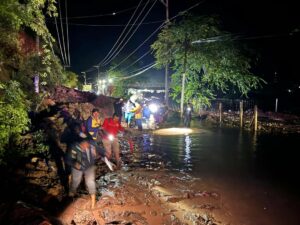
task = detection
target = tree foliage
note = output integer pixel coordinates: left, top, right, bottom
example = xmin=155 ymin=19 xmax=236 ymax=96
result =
xmin=107 ymin=70 xmax=128 ymax=98
xmin=0 ymin=1 xmax=73 ymax=164
xmin=62 ymin=70 xmax=79 ymax=88
xmin=0 ymin=81 xmax=30 ymax=164
xmin=0 ymin=0 xmax=67 ymax=90
xmin=152 ymin=15 xmax=264 ymax=107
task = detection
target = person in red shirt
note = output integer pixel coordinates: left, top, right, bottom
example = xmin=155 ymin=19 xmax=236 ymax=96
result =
xmin=101 ymin=113 xmax=125 ymax=168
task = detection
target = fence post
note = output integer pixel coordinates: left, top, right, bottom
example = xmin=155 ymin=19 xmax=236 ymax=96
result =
xmin=218 ymin=102 xmax=222 ymax=124
xmin=240 ymin=100 xmax=243 ymax=128
xmin=254 ymin=105 xmax=258 ymax=131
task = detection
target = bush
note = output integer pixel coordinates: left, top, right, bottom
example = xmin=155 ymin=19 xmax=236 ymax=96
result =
xmin=0 ymin=81 xmax=30 ymax=164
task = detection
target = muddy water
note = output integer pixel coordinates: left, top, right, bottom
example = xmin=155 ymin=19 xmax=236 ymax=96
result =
xmin=142 ymin=126 xmax=300 ymax=224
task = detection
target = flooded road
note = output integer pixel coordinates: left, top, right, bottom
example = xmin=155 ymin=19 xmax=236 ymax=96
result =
xmin=142 ymin=125 xmax=300 ymax=224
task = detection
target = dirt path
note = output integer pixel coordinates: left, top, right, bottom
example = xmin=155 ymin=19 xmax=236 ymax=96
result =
xmin=58 ymin=170 xmax=223 ymax=225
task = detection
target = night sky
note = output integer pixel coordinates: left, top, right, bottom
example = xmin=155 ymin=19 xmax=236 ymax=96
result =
xmin=47 ymin=0 xmax=299 ymax=92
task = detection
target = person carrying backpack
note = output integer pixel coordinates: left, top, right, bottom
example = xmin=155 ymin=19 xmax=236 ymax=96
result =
xmin=68 ymin=133 xmax=104 ymax=209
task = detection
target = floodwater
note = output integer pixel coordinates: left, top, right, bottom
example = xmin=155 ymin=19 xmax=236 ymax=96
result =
xmin=142 ymin=123 xmax=300 ymax=224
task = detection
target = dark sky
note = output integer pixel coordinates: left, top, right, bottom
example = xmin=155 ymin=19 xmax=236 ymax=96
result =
xmin=47 ymin=0 xmax=299 ymax=88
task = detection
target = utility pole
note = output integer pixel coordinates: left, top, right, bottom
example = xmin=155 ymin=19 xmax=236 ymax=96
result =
xmin=81 ymin=72 xmax=86 ymax=85
xmin=93 ymin=65 xmax=100 ymax=93
xmin=160 ymin=0 xmax=170 ymax=106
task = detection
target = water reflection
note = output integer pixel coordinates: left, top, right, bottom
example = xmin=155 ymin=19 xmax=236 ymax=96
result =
xmin=184 ymin=135 xmax=192 ymax=171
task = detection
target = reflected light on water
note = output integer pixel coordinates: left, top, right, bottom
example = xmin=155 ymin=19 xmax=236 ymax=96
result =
xmin=184 ymin=135 xmax=191 ymax=167
xmin=153 ymin=127 xmax=194 ymax=135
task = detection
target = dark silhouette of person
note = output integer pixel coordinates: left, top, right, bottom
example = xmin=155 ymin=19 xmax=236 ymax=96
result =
xmin=113 ymin=98 xmax=124 ymax=124
xmin=183 ymin=103 xmax=193 ymax=127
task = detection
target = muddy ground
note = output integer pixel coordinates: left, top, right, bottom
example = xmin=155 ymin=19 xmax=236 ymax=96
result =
xmin=1 ymin=128 xmax=299 ymax=225
xmin=0 ymin=87 xmax=299 ymax=225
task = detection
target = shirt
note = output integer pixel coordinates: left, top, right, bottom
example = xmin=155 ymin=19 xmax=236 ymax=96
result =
xmin=102 ymin=118 xmax=124 ymax=140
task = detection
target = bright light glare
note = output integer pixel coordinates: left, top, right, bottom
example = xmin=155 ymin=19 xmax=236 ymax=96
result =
xmin=153 ymin=128 xmax=194 ymax=135
xmin=108 ymin=134 xmax=114 ymax=141
xmin=108 ymin=78 xmax=113 ymax=83
xmin=149 ymin=103 xmax=158 ymax=113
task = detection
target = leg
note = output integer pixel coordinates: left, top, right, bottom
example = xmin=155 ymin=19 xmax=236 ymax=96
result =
xmin=102 ymin=139 xmax=112 ymax=159
xmin=111 ymin=138 xmax=121 ymax=166
xmin=69 ymin=168 xmax=83 ymax=196
xmin=136 ymin=119 xmax=142 ymax=131
xmin=84 ymin=166 xmax=96 ymax=209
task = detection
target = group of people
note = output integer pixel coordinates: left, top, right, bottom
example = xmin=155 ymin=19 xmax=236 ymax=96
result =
xmin=63 ymin=107 xmax=126 ymax=209
xmin=113 ymin=97 xmax=169 ymax=130
xmin=114 ymin=98 xmax=143 ymax=131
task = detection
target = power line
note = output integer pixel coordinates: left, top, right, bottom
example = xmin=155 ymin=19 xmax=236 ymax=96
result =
xmin=109 ymin=0 xmax=205 ymax=71
xmin=65 ymin=5 xmax=138 ymax=19
xmin=82 ymin=0 xmax=204 ymax=73
xmin=117 ymin=62 xmax=157 ymax=80
xmin=128 ymin=61 xmax=156 ymax=74
xmin=101 ymin=0 xmax=151 ymax=66
xmin=102 ymin=0 xmax=157 ymax=66
xmin=59 ymin=20 xmax=165 ymax=27
xmin=54 ymin=16 xmax=66 ymax=65
xmin=120 ymin=49 xmax=152 ymax=72
xmin=58 ymin=0 xmax=68 ymax=66
xmin=65 ymin=0 xmax=71 ymax=66
xmin=108 ymin=22 xmax=164 ymax=71
xmin=97 ymin=0 xmax=143 ymax=66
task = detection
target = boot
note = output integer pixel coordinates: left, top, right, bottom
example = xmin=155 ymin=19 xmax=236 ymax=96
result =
xmin=91 ymin=194 xmax=96 ymax=209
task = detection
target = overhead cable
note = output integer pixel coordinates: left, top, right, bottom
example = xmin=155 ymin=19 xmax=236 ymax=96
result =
xmin=102 ymin=0 xmax=157 ymax=66
xmin=82 ymin=0 xmax=204 ymax=73
xmin=60 ymin=20 xmax=165 ymax=27
xmin=58 ymin=0 xmax=68 ymax=66
xmin=109 ymin=0 xmax=204 ymax=71
xmin=97 ymin=0 xmax=143 ymax=66
xmin=117 ymin=62 xmax=157 ymax=80
xmin=65 ymin=0 xmax=71 ymax=66
xmin=65 ymin=6 xmax=137 ymax=19
xmin=101 ymin=0 xmax=151 ymax=66
xmin=120 ymin=49 xmax=152 ymax=72
xmin=54 ymin=16 xmax=66 ymax=65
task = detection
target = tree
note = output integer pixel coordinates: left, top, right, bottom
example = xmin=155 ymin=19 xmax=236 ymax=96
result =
xmin=151 ymin=15 xmax=264 ymax=115
xmin=107 ymin=70 xmax=128 ymax=97
xmin=0 ymin=0 xmax=64 ymax=88
xmin=62 ymin=70 xmax=79 ymax=88
xmin=0 ymin=81 xmax=30 ymax=164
